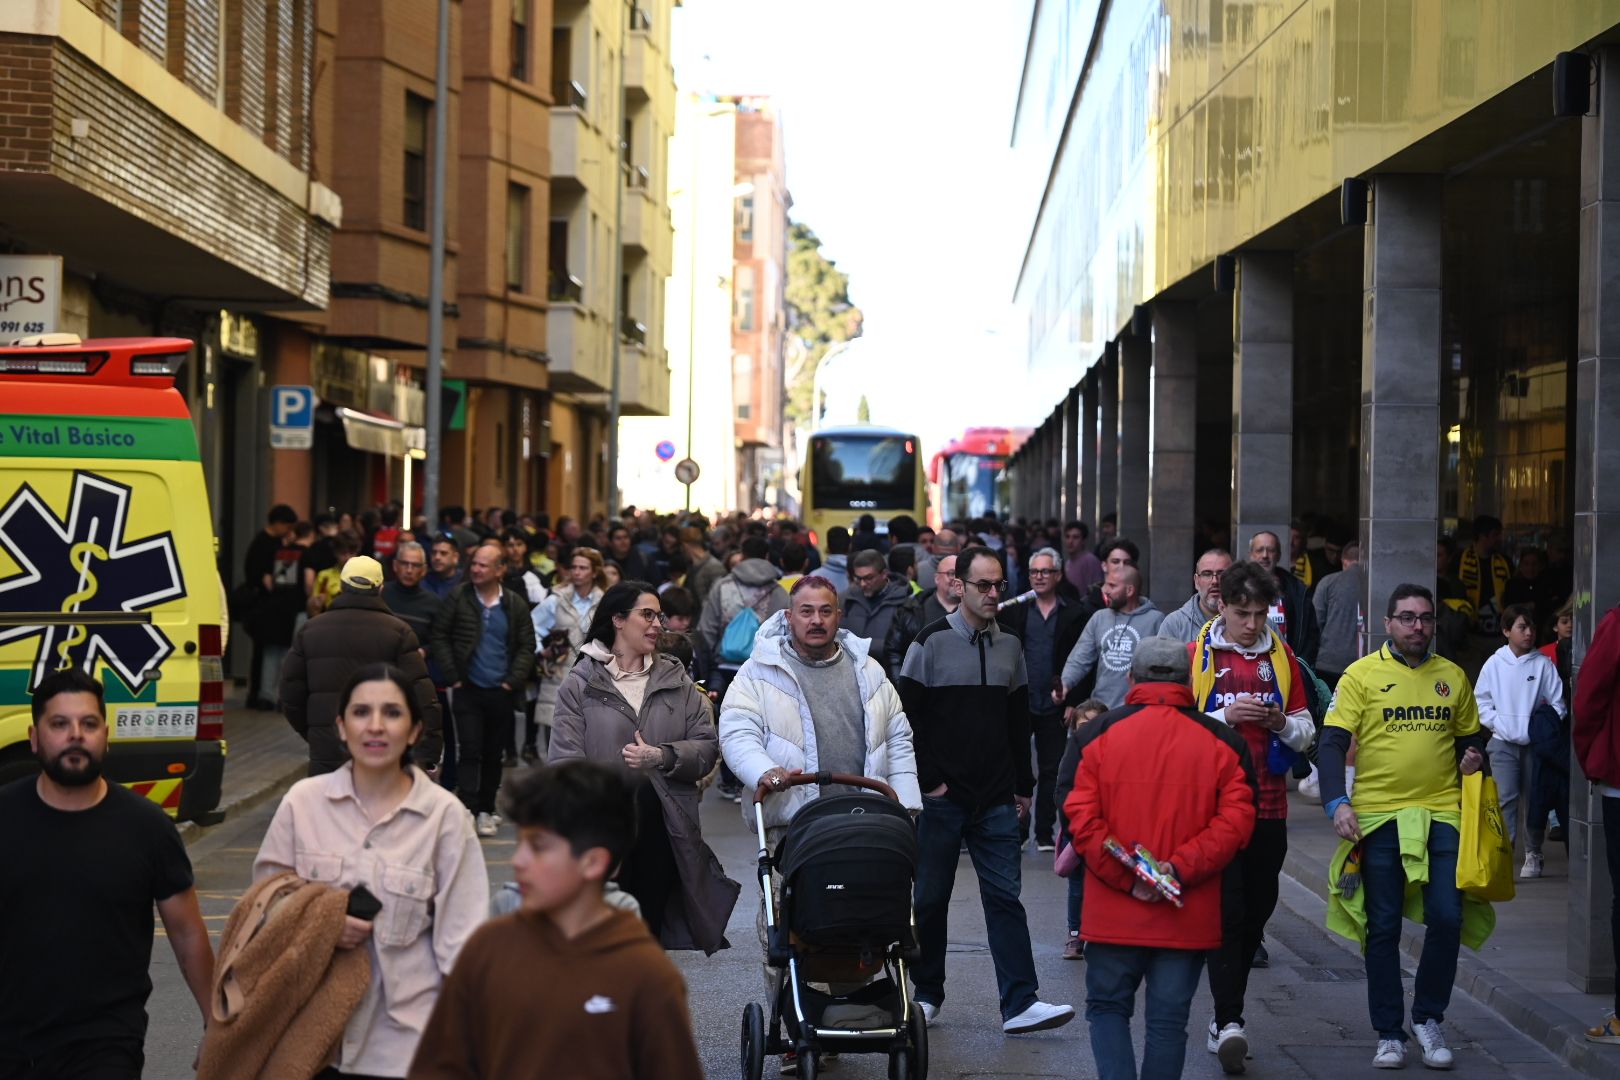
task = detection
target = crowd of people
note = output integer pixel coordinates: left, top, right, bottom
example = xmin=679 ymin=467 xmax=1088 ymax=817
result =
xmin=8 ymin=495 xmax=1620 ymax=1080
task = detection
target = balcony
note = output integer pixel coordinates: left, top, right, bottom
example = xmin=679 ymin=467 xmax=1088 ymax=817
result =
xmin=624 ymin=13 xmax=654 ymax=100
xmin=618 ymin=342 xmax=670 ymax=416
xmin=546 ymin=301 xmax=611 ymax=394
xmin=621 ymin=181 xmax=656 ymax=255
xmin=549 ymin=85 xmax=589 ymax=189
xmin=619 ymin=314 xmax=647 ymax=346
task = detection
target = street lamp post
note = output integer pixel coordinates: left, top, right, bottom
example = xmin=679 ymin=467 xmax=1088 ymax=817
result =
xmin=423 ymin=0 xmax=451 ymax=528
xmin=606 ymin=0 xmax=631 ymax=520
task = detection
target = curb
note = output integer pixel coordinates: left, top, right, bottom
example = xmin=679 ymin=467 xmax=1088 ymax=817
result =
xmin=175 ymin=757 xmax=308 ymax=848
xmin=1281 ymin=845 xmax=1617 ymax=1080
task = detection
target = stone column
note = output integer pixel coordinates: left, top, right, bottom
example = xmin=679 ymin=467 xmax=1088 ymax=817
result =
xmin=1150 ymin=302 xmax=1198 ymax=609
xmin=1063 ymin=386 xmax=1081 ymax=526
xmin=1081 ymin=371 xmax=1099 ymax=527
xmin=1358 ymin=176 xmax=1441 ymax=656
xmin=1570 ymin=45 xmax=1620 ymax=996
xmin=1117 ymin=332 xmax=1152 ymax=584
xmin=1096 ymin=345 xmax=1119 ymax=528
xmin=1231 ymin=252 xmax=1293 ymax=557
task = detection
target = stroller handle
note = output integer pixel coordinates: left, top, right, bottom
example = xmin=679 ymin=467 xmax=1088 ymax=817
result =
xmin=752 ymin=771 xmax=900 ymax=805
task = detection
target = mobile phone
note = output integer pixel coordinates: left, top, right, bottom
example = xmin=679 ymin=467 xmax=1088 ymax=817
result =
xmin=346 ymin=884 xmax=383 ymax=921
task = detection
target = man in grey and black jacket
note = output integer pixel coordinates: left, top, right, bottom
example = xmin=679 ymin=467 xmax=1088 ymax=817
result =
xmin=899 ymin=545 xmax=1074 ymax=1037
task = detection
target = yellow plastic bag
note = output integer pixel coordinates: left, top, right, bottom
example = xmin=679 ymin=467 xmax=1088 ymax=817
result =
xmin=1457 ymin=772 xmax=1515 ymax=902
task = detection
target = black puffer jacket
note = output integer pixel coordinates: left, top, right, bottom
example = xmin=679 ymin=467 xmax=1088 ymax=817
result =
xmin=278 ymin=591 xmax=442 ymax=774
xmin=428 ymin=582 xmax=537 ymax=690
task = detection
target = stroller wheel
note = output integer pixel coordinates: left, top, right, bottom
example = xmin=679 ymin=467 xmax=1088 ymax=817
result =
xmin=740 ymin=1003 xmax=765 ymax=1080
xmin=908 ymin=1005 xmax=929 ymax=1080
xmin=797 ymin=1048 xmax=819 ymax=1080
xmin=888 ymin=1048 xmax=911 ymax=1080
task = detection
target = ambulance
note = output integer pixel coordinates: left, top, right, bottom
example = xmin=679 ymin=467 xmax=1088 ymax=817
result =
xmin=0 ymin=335 xmax=225 ymax=820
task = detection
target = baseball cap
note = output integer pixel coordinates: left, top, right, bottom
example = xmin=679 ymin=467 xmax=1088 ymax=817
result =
xmin=1131 ymin=636 xmax=1191 ymax=683
xmin=340 ymin=555 xmax=384 ymax=592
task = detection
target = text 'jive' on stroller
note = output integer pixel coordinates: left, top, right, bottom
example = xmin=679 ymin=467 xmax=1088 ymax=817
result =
xmin=739 ymin=771 xmax=927 ymax=1080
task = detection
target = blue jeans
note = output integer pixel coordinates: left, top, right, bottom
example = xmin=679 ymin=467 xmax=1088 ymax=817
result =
xmin=1362 ymin=819 xmax=1462 ymax=1040
xmin=913 ymin=795 xmax=1039 ymax=1020
xmin=1067 ymin=870 xmax=1086 ymax=934
xmin=1085 ymin=943 xmax=1205 ymax=1080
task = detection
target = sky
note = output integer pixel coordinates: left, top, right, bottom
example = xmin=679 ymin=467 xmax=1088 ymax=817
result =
xmin=670 ymin=0 xmax=1052 ymax=456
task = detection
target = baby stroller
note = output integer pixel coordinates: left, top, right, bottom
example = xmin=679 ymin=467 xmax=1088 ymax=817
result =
xmin=740 ymin=771 xmax=927 ymax=1080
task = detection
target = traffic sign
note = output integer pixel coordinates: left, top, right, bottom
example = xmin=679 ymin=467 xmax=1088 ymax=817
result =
xmin=674 ymin=458 xmax=700 ymax=485
xmin=270 ymin=384 xmax=315 ymax=450
xmin=655 ymin=439 xmax=676 ymax=461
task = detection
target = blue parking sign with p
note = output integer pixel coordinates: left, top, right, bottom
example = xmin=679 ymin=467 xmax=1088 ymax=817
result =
xmin=270 ymin=385 xmax=315 ymax=449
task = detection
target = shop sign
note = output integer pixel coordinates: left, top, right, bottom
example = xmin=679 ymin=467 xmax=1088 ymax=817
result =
xmin=0 ymin=254 xmax=62 ymax=338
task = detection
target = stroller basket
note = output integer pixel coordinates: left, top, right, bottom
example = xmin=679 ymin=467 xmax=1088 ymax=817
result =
xmin=777 ymin=792 xmax=917 ymax=950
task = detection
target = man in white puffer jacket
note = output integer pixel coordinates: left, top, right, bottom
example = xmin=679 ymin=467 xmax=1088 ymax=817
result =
xmin=719 ymin=576 xmax=920 ymax=1046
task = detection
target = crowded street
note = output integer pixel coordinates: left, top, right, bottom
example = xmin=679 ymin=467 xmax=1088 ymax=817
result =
xmin=10 ymin=1 xmax=1620 ymax=1078
xmin=135 ymin=705 xmax=1587 ymax=1079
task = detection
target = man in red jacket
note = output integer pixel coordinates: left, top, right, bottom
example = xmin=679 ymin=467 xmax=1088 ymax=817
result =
xmin=1574 ymin=604 xmax=1620 ymax=1044
xmin=1066 ymin=636 xmax=1258 ymax=1079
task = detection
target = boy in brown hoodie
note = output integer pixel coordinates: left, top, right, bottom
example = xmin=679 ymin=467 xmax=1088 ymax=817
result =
xmin=408 ymin=762 xmax=704 ymax=1079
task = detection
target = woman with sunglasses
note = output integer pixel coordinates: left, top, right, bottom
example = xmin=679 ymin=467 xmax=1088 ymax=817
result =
xmin=547 ymin=581 xmax=740 ymax=953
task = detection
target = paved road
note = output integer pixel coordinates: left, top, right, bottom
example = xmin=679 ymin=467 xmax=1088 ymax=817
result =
xmin=147 ymin=781 xmax=1589 ymax=1078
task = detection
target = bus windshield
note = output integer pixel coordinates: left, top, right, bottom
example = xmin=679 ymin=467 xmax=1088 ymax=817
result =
xmin=809 ymin=433 xmax=917 ymax=509
xmin=944 ymin=453 xmax=1006 ymax=521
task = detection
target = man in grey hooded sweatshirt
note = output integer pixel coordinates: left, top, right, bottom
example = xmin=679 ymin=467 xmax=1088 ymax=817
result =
xmin=1160 ymin=548 xmax=1234 ymax=643
xmin=1056 ymin=566 xmax=1165 ymax=709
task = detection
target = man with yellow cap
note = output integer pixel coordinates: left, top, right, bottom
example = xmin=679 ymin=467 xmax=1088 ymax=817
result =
xmin=278 ymin=554 xmax=443 ymax=775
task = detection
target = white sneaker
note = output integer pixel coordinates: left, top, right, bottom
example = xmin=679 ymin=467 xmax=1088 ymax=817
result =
xmin=1299 ymin=766 xmax=1320 ymax=800
xmin=1373 ymin=1038 xmax=1407 ymax=1068
xmin=915 ymin=1001 xmax=938 ymax=1027
xmin=1003 ymin=1000 xmax=1074 ymax=1034
xmin=1207 ymin=1020 xmax=1221 ymax=1053
xmin=1413 ymin=1019 xmax=1453 ymax=1069
xmin=1521 ymin=852 xmax=1544 ymax=879
xmin=475 ymin=812 xmax=499 ymax=838
xmin=1213 ymin=1022 xmax=1248 ymax=1074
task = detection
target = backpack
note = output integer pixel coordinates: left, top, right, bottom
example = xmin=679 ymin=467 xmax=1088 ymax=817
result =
xmin=1292 ymin=654 xmax=1335 ymax=771
xmin=718 ymin=581 xmax=773 ymax=665
xmin=371 ymin=526 xmax=401 ymax=561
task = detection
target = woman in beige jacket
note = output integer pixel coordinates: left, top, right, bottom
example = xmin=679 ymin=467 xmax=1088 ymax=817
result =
xmin=548 ymin=580 xmax=740 ymax=955
xmin=254 ymin=664 xmax=489 ymax=1079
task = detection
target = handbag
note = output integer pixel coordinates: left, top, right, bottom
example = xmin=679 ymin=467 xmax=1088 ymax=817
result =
xmin=1053 ymin=840 xmax=1082 ymax=878
xmin=1457 ymin=771 xmax=1516 ymax=902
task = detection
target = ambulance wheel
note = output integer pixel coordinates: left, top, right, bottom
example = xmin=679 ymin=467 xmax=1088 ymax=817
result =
xmin=741 ymin=1003 xmax=765 ymax=1080
xmin=0 ymin=748 xmax=36 ymax=787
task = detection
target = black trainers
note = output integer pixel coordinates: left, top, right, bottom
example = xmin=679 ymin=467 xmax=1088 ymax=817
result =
xmin=1251 ymin=941 xmax=1269 ymax=968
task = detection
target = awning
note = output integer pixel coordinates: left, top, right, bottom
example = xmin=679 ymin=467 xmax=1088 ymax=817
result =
xmin=336 ymin=406 xmax=426 ymax=458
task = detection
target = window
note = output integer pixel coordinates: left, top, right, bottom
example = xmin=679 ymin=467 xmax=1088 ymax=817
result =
xmin=809 ymin=434 xmax=919 ymax=510
xmin=510 ymin=0 xmax=530 ymax=81
xmin=734 ymin=264 xmax=756 ymax=331
xmin=736 ymin=195 xmax=754 ymax=244
xmin=733 ymin=352 xmax=753 ymax=421
xmin=404 ymin=93 xmax=430 ymax=230
xmin=506 ymin=183 xmax=530 ymax=291
xmin=547 ymin=217 xmax=573 ymax=299
xmin=737 ymin=404 xmax=752 ymax=420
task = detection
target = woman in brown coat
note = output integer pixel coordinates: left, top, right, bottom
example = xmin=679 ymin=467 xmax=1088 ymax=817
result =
xmin=548 ymin=581 xmax=740 ymax=954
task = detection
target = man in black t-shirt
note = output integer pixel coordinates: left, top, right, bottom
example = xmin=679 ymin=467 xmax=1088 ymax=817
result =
xmin=0 ymin=670 xmax=213 ymax=1079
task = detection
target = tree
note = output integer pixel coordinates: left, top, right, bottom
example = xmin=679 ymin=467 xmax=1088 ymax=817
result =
xmin=784 ymin=222 xmax=863 ymax=433
xmin=856 ymin=394 xmax=871 ymax=423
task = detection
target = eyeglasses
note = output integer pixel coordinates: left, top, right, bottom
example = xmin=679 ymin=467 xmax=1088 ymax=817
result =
xmin=395 ymin=561 xmax=425 ymax=570
xmin=1390 ymin=612 xmax=1438 ymax=627
xmin=964 ymin=578 xmax=1009 ymax=595
xmin=852 ymin=573 xmax=883 ymax=586
xmin=629 ymin=607 xmax=667 ymax=625
xmin=1028 ymin=568 xmax=1060 ymax=577
xmin=1195 ymin=569 xmax=1222 ymax=581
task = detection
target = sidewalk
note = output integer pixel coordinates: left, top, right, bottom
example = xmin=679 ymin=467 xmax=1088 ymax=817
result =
xmin=176 ymin=692 xmax=308 ymax=845
xmin=1279 ymin=788 xmax=1618 ymax=1079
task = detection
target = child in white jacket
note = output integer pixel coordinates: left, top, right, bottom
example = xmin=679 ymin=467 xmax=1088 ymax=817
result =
xmin=1475 ymin=603 xmax=1566 ymax=878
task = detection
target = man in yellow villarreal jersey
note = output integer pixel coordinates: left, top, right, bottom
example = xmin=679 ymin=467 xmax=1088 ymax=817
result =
xmin=1316 ymin=583 xmax=1488 ymax=1072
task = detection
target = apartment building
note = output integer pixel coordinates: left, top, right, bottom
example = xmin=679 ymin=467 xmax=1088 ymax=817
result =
xmin=728 ymin=96 xmax=789 ymax=510
xmin=548 ymin=0 xmax=676 ymax=520
xmin=0 ymin=0 xmax=337 ymax=590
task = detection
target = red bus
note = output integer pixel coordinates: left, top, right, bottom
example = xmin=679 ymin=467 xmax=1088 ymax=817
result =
xmin=927 ymin=427 xmax=1030 ymax=529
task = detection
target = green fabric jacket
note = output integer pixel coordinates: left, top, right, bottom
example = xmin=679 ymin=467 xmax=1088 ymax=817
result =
xmin=1326 ymin=805 xmax=1495 ymax=952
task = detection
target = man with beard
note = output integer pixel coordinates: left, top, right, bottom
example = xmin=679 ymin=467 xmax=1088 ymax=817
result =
xmin=0 ymin=669 xmax=214 ymax=1078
